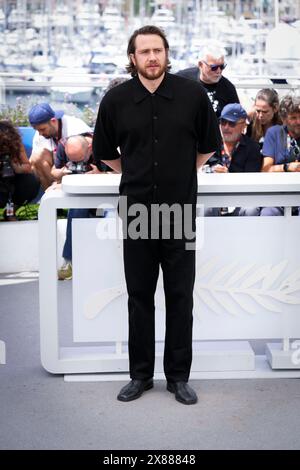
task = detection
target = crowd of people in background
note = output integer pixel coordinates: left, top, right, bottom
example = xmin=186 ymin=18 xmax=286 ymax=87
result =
xmin=1 ymin=33 xmax=300 ymax=278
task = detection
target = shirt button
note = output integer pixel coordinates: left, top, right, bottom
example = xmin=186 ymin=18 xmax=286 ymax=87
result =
xmin=154 ymin=161 xmax=158 ymax=166
xmin=154 ymin=184 xmax=157 ymax=189
xmin=154 ymin=138 xmax=158 ymax=143
xmin=153 ymin=115 xmax=158 ymax=120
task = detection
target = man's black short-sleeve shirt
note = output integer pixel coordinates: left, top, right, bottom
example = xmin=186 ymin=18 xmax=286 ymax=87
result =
xmin=93 ymin=72 xmax=221 ymax=208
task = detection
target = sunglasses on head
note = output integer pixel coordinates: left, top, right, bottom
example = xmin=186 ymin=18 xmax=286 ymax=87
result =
xmin=203 ymin=61 xmax=227 ymax=72
xmin=219 ymin=118 xmax=241 ymax=128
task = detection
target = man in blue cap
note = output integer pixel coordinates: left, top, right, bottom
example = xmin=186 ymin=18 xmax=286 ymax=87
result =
xmin=28 ymin=103 xmax=92 ymax=189
xmin=210 ymin=103 xmax=261 ymax=172
xmin=205 ymin=103 xmax=262 ymax=216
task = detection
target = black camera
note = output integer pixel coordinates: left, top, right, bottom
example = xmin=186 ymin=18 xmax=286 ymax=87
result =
xmin=0 ymin=154 xmax=15 ymax=179
xmin=66 ymin=160 xmax=92 ymax=174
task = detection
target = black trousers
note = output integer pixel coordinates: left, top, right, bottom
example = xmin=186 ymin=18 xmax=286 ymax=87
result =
xmin=123 ymin=229 xmax=195 ymax=383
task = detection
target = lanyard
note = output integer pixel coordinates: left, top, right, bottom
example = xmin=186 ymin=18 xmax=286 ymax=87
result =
xmin=221 ymin=141 xmax=240 ymax=168
xmin=286 ymin=130 xmax=300 ymax=161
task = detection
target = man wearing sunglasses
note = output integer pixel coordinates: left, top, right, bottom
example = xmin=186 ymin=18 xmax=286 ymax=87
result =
xmin=177 ymin=44 xmax=239 ymax=117
xmin=205 ymin=103 xmax=262 ymax=217
xmin=211 ymin=104 xmax=262 ymax=173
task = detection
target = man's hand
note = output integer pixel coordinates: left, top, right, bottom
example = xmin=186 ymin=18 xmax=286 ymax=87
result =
xmin=86 ymin=164 xmax=103 ymax=174
xmin=51 ymin=165 xmax=71 ymax=182
xmin=45 ymin=181 xmax=62 ymax=192
xmin=61 ymin=166 xmax=72 ymax=176
xmin=287 ymin=161 xmax=300 ymax=172
xmin=212 ymin=164 xmax=228 ymax=173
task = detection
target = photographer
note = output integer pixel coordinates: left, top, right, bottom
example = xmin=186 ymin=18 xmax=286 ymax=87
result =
xmin=51 ymin=133 xmax=102 ymax=181
xmin=50 ymin=134 xmax=109 ymax=280
xmin=28 ymin=102 xmax=92 ymax=190
xmin=0 ymin=120 xmax=39 ymax=220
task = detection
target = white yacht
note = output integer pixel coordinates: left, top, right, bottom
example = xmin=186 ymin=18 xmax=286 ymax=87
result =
xmin=101 ymin=7 xmax=125 ymax=32
xmin=49 ymin=67 xmax=94 ymax=104
xmin=150 ymin=7 xmax=176 ymax=29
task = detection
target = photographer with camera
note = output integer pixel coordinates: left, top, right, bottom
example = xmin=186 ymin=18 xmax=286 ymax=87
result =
xmin=0 ymin=120 xmax=40 ymax=221
xmin=50 ymin=134 xmax=108 ymax=280
xmin=51 ymin=133 xmax=101 ymax=182
xmin=28 ymin=103 xmax=92 ymax=190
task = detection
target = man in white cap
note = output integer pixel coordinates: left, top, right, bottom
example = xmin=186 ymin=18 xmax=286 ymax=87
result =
xmin=28 ymin=102 xmax=92 ymax=189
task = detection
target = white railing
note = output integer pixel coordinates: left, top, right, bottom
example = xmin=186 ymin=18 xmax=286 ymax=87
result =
xmin=0 ymin=72 xmax=299 ymax=92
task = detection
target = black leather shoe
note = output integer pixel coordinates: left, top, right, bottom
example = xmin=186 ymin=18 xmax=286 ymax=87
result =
xmin=117 ymin=379 xmax=153 ymax=402
xmin=167 ymin=381 xmax=198 ymax=405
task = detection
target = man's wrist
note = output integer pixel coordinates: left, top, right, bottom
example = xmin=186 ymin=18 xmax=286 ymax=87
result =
xmin=283 ymin=162 xmax=290 ymax=172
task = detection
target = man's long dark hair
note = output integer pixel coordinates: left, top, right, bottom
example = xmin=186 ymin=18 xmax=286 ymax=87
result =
xmin=126 ymin=25 xmax=171 ymax=76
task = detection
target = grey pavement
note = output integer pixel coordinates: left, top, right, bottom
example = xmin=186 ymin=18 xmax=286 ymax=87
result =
xmin=1 ymin=273 xmax=300 ymax=450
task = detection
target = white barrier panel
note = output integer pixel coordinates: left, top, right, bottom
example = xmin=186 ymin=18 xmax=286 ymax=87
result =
xmin=72 ymin=217 xmax=300 ymax=343
xmin=39 ymin=173 xmax=300 ymax=376
xmin=0 ymin=219 xmax=66 ymax=274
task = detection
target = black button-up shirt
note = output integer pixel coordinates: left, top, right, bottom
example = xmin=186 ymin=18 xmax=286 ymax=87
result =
xmin=93 ymin=72 xmax=221 ymax=208
xmin=208 ymin=134 xmax=263 ymax=172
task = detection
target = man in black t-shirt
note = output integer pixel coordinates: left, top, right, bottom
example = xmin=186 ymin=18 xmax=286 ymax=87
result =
xmin=177 ymin=44 xmax=239 ymax=117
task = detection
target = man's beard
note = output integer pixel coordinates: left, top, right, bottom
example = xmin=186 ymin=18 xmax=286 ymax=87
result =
xmin=136 ymin=58 xmax=168 ymax=81
xmin=209 ymin=75 xmax=221 ymax=84
xmin=43 ymin=123 xmax=57 ymax=139
xmin=223 ymin=133 xmax=240 ymax=143
xmin=289 ymin=126 xmax=300 ymax=139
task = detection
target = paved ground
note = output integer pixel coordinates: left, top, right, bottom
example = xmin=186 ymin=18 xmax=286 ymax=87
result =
xmin=1 ymin=273 xmax=300 ymax=450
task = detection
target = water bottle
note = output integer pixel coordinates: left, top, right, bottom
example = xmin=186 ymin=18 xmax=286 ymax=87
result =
xmin=6 ymin=198 xmax=14 ymax=218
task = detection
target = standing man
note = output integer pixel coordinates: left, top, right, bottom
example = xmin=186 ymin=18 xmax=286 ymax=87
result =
xmin=177 ymin=44 xmax=239 ymax=117
xmin=93 ymin=25 xmax=221 ymax=405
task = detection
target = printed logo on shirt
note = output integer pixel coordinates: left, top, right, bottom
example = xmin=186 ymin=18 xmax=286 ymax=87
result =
xmin=207 ymin=91 xmax=220 ymax=114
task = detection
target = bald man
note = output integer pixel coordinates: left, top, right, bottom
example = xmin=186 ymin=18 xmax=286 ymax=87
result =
xmin=51 ymin=134 xmax=101 ymax=182
xmin=51 ymin=134 xmax=109 ymax=280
